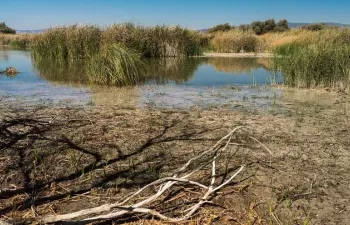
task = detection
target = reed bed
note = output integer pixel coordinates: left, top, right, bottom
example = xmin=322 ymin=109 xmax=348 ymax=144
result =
xmin=86 ymin=44 xmax=143 ymax=85
xmin=102 ymin=23 xmax=203 ymax=57
xmin=32 ymin=25 xmax=101 ymax=62
xmin=211 ymin=30 xmax=260 ymax=53
xmin=273 ymin=29 xmax=350 ymax=91
xmin=259 ymin=29 xmax=316 ymax=51
xmin=0 ymin=33 xmax=37 ymax=49
xmin=32 ymin=24 xmax=204 ymax=60
xmin=30 ymin=24 xmax=205 ymax=85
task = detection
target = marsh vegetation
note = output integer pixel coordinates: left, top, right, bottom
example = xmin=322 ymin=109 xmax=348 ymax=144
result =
xmin=1 ymin=19 xmax=350 ymax=225
xmin=273 ymin=29 xmax=350 ymax=91
xmin=1 ymin=21 xmax=349 ymax=90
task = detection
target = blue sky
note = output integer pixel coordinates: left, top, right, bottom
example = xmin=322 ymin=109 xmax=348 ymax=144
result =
xmin=1 ymin=0 xmax=350 ymax=30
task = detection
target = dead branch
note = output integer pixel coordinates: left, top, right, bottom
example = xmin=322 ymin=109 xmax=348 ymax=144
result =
xmin=41 ymin=126 xmax=271 ymax=224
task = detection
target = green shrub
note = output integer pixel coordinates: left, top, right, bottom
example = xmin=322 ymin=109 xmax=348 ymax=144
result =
xmin=207 ymin=23 xmax=233 ymax=33
xmin=301 ymin=23 xmax=326 ymax=31
xmin=250 ymin=19 xmax=290 ymax=35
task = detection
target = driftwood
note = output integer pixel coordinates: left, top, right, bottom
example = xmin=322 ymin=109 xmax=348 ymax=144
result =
xmin=2 ymin=126 xmax=272 ymax=224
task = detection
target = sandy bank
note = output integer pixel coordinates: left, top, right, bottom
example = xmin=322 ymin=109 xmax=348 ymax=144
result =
xmin=202 ymin=52 xmax=273 ymax=58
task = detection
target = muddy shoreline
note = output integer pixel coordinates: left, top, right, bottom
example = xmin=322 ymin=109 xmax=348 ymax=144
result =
xmin=0 ymin=96 xmax=349 ymax=224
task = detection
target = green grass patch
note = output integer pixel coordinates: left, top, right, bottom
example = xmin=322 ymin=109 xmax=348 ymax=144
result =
xmin=273 ymin=29 xmax=350 ymax=91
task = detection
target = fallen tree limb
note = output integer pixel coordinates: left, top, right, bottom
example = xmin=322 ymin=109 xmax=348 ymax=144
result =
xmin=41 ymin=126 xmax=271 ymax=224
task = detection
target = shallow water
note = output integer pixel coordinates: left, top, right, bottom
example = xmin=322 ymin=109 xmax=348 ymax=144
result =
xmin=1 ymin=48 xmax=349 ymax=112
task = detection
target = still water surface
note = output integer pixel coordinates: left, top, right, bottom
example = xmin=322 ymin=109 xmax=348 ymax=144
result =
xmin=0 ymin=49 xmax=288 ymax=109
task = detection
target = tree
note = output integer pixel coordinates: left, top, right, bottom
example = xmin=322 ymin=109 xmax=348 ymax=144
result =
xmin=275 ymin=19 xmax=289 ymax=32
xmin=238 ymin=24 xmax=251 ymax=31
xmin=251 ymin=21 xmax=265 ymax=35
xmin=263 ymin=19 xmax=276 ymax=33
xmin=207 ymin=23 xmax=233 ymax=33
xmin=0 ymin=22 xmax=16 ymax=34
xmin=301 ymin=23 xmax=326 ymax=31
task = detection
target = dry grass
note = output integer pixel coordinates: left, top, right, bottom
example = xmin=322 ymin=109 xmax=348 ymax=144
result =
xmin=259 ymin=29 xmax=328 ymax=51
xmin=102 ymin=23 xmax=203 ymax=57
xmin=211 ymin=30 xmax=260 ymax=53
xmin=0 ymin=33 xmax=37 ymax=48
xmin=272 ymin=28 xmax=350 ymax=91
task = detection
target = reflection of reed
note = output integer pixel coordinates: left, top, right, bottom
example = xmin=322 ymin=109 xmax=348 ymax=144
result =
xmin=144 ymin=58 xmax=204 ymax=84
xmin=33 ymin=57 xmax=88 ymax=86
xmin=208 ymin=58 xmax=272 ymax=74
xmin=0 ymin=53 xmax=9 ymax=61
xmin=34 ymin=56 xmax=204 ymax=86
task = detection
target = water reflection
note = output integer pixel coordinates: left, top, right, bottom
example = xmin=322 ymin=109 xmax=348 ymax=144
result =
xmin=208 ymin=58 xmax=270 ymax=74
xmin=1 ymin=49 xmax=283 ymax=109
xmin=33 ymin=56 xmax=278 ymax=87
xmin=144 ymin=58 xmax=204 ymax=84
xmin=33 ymin=57 xmax=205 ymax=86
xmin=33 ymin=58 xmax=88 ymax=85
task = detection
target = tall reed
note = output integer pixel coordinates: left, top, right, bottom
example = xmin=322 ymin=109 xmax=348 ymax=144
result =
xmin=102 ymin=23 xmax=203 ymax=57
xmin=273 ymin=29 xmax=350 ymax=91
xmin=211 ymin=30 xmax=260 ymax=53
xmin=32 ymin=25 xmax=101 ymax=62
xmin=0 ymin=34 xmax=36 ymax=49
xmin=86 ymin=44 xmax=144 ymax=85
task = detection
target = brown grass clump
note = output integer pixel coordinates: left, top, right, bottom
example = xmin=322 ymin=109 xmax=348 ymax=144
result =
xmin=211 ymin=30 xmax=260 ymax=53
xmin=259 ymin=29 xmax=318 ymax=51
xmin=0 ymin=33 xmax=37 ymax=48
xmin=102 ymin=23 xmax=203 ymax=57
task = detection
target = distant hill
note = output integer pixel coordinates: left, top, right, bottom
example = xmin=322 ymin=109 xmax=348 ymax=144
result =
xmin=16 ymin=30 xmax=43 ymax=34
xmin=288 ymin=22 xmax=350 ymax=28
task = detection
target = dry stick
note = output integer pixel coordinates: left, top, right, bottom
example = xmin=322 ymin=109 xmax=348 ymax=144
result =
xmin=42 ymin=126 xmax=260 ymax=223
xmin=174 ymin=126 xmax=243 ymax=176
xmin=43 ymin=128 xmax=241 ymax=223
xmin=82 ymin=166 xmax=245 ymax=223
xmin=249 ymin=136 xmax=273 ymax=156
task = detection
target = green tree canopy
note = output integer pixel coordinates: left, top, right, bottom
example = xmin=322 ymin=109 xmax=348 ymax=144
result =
xmin=0 ymin=22 xmax=16 ymax=34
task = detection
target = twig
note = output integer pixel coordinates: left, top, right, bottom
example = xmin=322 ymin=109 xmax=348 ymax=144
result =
xmin=41 ymin=126 xmax=271 ymax=223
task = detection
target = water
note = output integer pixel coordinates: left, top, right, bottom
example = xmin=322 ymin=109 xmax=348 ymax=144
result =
xmin=0 ymin=49 xmax=91 ymax=106
xmin=0 ymin=48 xmax=304 ymax=110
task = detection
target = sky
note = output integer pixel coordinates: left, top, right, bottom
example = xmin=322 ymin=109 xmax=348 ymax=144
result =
xmin=1 ymin=0 xmax=350 ymax=30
